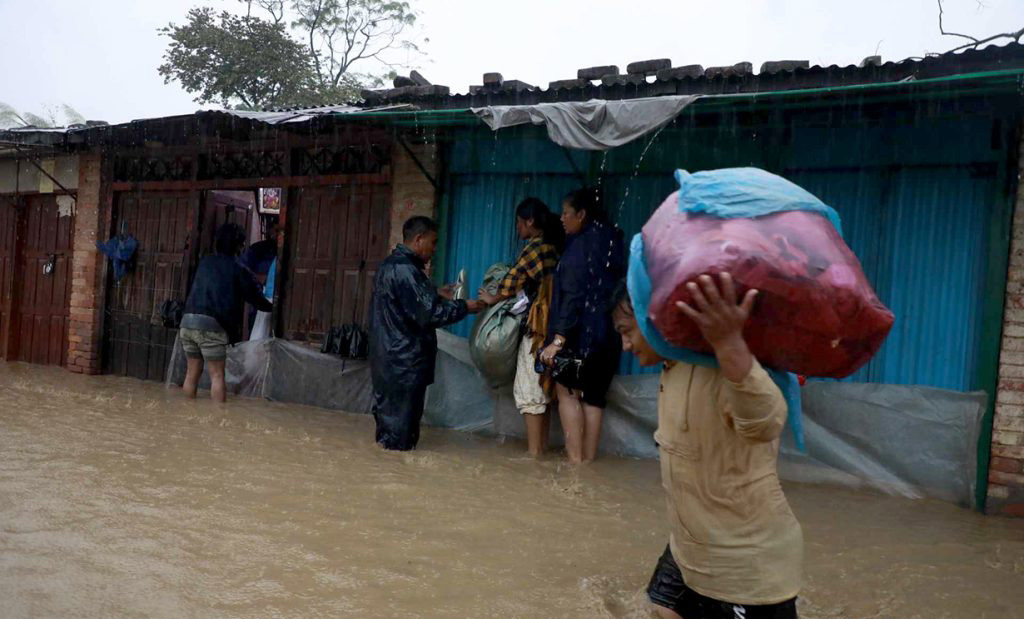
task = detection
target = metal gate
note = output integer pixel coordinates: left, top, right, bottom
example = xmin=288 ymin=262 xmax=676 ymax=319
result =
xmin=6 ymin=195 xmax=73 ymax=366
xmin=103 ymin=192 xmax=196 ymax=380
xmin=280 ymin=184 xmax=390 ymax=342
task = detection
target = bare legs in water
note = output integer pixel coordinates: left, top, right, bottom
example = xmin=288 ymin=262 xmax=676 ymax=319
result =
xmin=523 ymin=410 xmax=551 ymax=457
xmin=183 ymin=357 xmax=227 ymax=403
xmin=555 ymin=383 xmax=603 ymax=463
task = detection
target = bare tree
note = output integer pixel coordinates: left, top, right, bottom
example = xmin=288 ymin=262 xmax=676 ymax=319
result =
xmin=937 ymin=0 xmax=1024 ymax=53
xmin=243 ymin=0 xmax=286 ymax=25
xmin=291 ymin=0 xmax=422 ymax=92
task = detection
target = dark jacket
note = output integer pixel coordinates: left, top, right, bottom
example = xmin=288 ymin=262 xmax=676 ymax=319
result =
xmin=184 ymin=254 xmax=273 ymax=344
xmin=239 ymin=239 xmax=278 ymax=276
xmin=369 ymin=245 xmax=468 ymax=386
xmin=548 ymin=220 xmax=626 ymax=356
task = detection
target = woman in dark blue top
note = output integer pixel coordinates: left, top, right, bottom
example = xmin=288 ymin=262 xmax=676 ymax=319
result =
xmin=539 ymin=188 xmax=626 ymax=463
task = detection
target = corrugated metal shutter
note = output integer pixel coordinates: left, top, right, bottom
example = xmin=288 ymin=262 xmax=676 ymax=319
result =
xmin=442 ymin=173 xmax=581 ymax=338
xmin=791 ymin=166 xmax=997 ymax=390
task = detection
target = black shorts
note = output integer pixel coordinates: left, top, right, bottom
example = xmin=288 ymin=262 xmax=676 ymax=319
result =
xmin=555 ymin=342 xmax=620 ymax=409
xmin=647 ymin=545 xmax=798 ymax=619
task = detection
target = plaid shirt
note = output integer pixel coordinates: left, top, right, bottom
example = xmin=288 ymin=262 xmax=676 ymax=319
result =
xmin=498 ymin=237 xmax=559 ymax=298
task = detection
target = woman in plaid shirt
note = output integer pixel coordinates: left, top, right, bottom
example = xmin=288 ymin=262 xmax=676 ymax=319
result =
xmin=479 ymin=198 xmax=563 ymax=456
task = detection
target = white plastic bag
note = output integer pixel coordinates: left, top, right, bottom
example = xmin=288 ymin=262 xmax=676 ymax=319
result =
xmin=250 ymin=311 xmax=272 ymax=341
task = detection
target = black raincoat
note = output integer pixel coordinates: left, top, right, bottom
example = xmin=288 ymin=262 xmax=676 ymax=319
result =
xmin=369 ymin=244 xmax=468 ymax=450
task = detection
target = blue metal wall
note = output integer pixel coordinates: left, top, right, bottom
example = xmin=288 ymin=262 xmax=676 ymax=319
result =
xmin=439 ymin=114 xmax=1010 ymax=390
xmin=789 ymin=167 xmax=996 ymax=390
xmin=442 ymin=172 xmax=581 ymax=340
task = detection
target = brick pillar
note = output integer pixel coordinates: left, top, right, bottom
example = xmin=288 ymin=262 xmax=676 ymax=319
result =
xmin=67 ymin=153 xmax=107 ymax=374
xmin=991 ymin=134 xmax=1024 ymax=516
xmin=388 ymin=141 xmax=439 ymax=250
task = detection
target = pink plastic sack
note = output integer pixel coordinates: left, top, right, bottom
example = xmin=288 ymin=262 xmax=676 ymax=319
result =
xmin=643 ymin=190 xmax=894 ymax=378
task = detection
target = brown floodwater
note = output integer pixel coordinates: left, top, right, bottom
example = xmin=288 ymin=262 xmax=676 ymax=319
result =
xmin=0 ymin=362 xmax=1022 ymax=619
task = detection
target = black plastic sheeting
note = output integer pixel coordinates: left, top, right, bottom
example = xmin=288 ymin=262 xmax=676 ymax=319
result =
xmin=167 ymin=332 xmax=985 ymax=507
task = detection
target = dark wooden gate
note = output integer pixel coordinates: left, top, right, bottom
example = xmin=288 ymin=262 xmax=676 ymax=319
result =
xmin=9 ymin=195 xmax=73 ymax=366
xmin=103 ymin=192 xmax=196 ymax=380
xmin=0 ymin=202 xmax=18 ymax=360
xmin=281 ymin=184 xmax=390 ymax=342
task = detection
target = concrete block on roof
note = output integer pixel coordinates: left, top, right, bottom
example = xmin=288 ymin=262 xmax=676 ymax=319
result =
xmin=383 ymin=86 xmax=417 ymax=99
xmin=468 ymin=85 xmax=484 ymax=95
xmin=759 ymin=60 xmax=810 ymax=74
xmin=502 ymin=80 xmax=534 ymax=92
xmin=601 ymin=74 xmax=647 ymax=87
xmin=549 ymin=78 xmax=589 ymax=90
xmin=484 ymin=72 xmax=504 ymax=86
xmin=705 ymin=62 xmax=753 ymax=78
xmin=627 ymin=58 xmax=672 ymax=75
xmin=393 ymin=75 xmax=416 ymax=87
xmin=578 ymin=65 xmax=619 ymax=80
xmin=657 ymin=65 xmax=705 ymax=81
xmin=411 ymin=85 xmax=450 ymax=97
xmin=860 ymin=55 xmax=882 ymax=68
xmin=410 ymin=70 xmax=431 ymax=86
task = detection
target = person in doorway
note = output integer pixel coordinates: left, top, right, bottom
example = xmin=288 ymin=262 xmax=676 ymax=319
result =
xmin=240 ymin=222 xmax=281 ymax=331
xmin=369 ymin=216 xmax=483 ymax=451
xmin=239 ymin=222 xmax=281 ymax=283
xmin=478 ymin=198 xmax=563 ymax=457
xmin=539 ymin=188 xmax=625 ymax=463
xmin=612 ymin=274 xmax=803 ymax=619
xmin=180 ymin=223 xmax=273 ymax=402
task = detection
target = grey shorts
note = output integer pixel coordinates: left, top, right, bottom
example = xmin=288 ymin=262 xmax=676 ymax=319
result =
xmin=179 ymin=327 xmax=229 ymax=361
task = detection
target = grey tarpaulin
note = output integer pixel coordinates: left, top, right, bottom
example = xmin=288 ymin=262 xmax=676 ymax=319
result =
xmin=166 ymin=337 xmax=374 ymax=415
xmin=472 ymin=96 xmax=700 ymax=151
xmin=778 ymin=382 xmax=986 ymax=508
xmin=165 ymin=333 xmax=491 ymax=433
xmin=431 ymin=333 xmax=987 ymax=507
xmin=167 ymin=332 xmax=985 ymax=506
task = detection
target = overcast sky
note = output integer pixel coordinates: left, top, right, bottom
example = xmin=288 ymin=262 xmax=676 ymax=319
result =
xmin=1 ymin=0 xmax=1023 ymax=125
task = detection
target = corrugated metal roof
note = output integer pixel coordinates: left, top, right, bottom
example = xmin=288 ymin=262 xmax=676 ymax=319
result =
xmin=364 ymin=41 xmax=1024 ymax=108
xmin=201 ymin=103 xmax=414 ymax=124
xmin=0 ymin=103 xmax=412 ymax=143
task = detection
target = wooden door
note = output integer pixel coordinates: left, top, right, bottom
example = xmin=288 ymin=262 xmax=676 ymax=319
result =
xmin=0 ymin=201 xmax=17 ymax=359
xmin=11 ymin=195 xmax=73 ymax=366
xmin=201 ymin=190 xmax=255 ymax=252
xmin=104 ymin=192 xmax=195 ymax=380
xmin=281 ymin=184 xmax=390 ymax=342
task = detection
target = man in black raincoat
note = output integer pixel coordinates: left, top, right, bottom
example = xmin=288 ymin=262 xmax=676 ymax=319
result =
xmin=369 ymin=216 xmax=482 ymax=450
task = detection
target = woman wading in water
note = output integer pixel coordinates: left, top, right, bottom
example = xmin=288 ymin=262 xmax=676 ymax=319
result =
xmin=479 ymin=198 xmax=563 ymax=456
xmin=539 ymin=188 xmax=625 ymax=463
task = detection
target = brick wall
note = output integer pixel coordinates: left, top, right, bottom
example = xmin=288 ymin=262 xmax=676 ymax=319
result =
xmin=388 ymin=141 xmax=439 ymax=251
xmin=990 ymin=135 xmax=1024 ymax=517
xmin=66 ymin=153 xmax=107 ymax=374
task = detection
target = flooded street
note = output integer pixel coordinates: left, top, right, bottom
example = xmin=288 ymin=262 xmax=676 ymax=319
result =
xmin=0 ymin=363 xmax=1022 ymax=618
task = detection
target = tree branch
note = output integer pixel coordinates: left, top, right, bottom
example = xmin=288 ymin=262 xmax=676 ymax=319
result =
xmin=306 ymin=0 xmax=326 ymax=84
xmin=943 ymin=26 xmax=1024 ymax=53
xmin=938 ymin=0 xmax=980 ymax=43
xmin=936 ymin=0 xmax=1024 ymax=54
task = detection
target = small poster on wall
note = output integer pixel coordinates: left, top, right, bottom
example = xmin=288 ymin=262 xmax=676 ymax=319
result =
xmin=259 ymin=188 xmax=282 ymax=214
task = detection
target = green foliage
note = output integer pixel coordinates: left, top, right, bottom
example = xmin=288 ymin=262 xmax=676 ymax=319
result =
xmin=160 ymin=1 xmax=422 ymax=111
xmin=158 ymin=8 xmax=321 ymax=110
